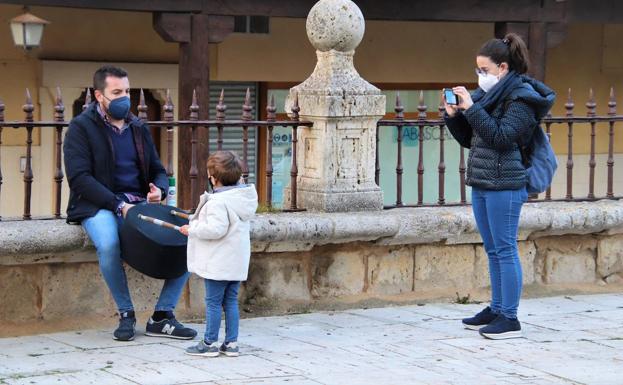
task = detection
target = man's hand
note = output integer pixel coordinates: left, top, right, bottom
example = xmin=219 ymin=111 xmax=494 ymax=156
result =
xmin=179 ymin=225 xmax=189 ymax=236
xmin=147 ymin=183 xmax=162 ymax=203
xmin=121 ymin=203 xmax=134 ymax=218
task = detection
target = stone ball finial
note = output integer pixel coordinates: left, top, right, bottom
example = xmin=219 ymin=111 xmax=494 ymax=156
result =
xmin=306 ymin=0 xmax=365 ymax=53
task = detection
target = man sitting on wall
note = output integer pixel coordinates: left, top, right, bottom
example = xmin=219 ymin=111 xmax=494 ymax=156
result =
xmin=63 ymin=65 xmax=197 ymax=341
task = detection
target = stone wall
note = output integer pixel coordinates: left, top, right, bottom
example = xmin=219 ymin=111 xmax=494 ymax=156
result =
xmin=1 ymin=200 xmax=623 ymax=335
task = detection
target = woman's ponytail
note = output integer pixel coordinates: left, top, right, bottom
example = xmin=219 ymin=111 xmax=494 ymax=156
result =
xmin=504 ymin=33 xmax=530 ymax=74
xmin=478 ymin=33 xmax=530 ymax=74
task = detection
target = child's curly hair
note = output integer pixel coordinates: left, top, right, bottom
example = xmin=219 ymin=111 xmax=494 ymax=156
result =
xmin=207 ymin=150 xmax=243 ymax=186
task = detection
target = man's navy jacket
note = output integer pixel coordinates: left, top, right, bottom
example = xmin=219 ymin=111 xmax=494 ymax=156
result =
xmin=63 ymin=102 xmax=168 ymax=224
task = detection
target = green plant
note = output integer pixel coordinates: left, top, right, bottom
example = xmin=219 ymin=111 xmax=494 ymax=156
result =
xmin=455 ymin=292 xmax=471 ymax=304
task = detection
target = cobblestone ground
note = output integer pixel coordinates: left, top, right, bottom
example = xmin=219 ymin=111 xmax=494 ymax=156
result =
xmin=1 ymin=294 xmax=622 ymax=385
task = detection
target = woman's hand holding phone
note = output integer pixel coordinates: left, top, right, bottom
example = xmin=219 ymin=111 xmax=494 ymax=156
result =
xmin=452 ymin=87 xmax=473 ymax=110
xmin=443 ymin=88 xmax=460 ymax=117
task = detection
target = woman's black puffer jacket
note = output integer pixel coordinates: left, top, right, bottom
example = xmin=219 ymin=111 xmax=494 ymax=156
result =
xmin=444 ymin=73 xmax=556 ymax=190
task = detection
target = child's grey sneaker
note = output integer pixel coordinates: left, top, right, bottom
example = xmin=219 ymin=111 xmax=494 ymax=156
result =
xmin=220 ymin=341 xmax=240 ymax=357
xmin=186 ymin=340 xmax=220 ymax=357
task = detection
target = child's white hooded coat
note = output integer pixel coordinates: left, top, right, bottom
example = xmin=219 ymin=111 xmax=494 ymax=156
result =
xmin=186 ymin=185 xmax=258 ymax=281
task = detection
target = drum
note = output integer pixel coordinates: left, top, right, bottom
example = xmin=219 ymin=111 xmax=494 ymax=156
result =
xmin=120 ymin=204 xmax=188 ymax=279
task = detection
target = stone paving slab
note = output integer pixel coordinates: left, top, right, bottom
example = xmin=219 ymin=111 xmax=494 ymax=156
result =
xmin=1 ymin=294 xmax=622 ymax=385
xmin=4 ymin=370 xmax=137 ymax=385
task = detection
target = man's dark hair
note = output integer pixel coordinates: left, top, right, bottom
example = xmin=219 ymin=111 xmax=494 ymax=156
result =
xmin=93 ymin=65 xmax=128 ymax=92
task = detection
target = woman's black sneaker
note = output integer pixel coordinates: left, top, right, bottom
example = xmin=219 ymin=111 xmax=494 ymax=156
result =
xmin=479 ymin=314 xmax=522 ymax=340
xmin=113 ymin=311 xmax=136 ymax=341
xmin=462 ymin=306 xmax=498 ymax=330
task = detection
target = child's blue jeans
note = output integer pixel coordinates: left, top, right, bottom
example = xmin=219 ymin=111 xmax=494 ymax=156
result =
xmin=204 ymin=279 xmax=241 ymax=344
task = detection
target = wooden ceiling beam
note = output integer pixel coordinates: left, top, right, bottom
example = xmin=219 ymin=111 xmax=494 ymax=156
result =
xmin=0 ymin=0 xmax=592 ymax=23
xmin=153 ymin=12 xmax=234 ymax=44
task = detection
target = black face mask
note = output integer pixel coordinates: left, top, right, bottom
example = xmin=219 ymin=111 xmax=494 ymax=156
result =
xmin=207 ymin=176 xmax=214 ymax=193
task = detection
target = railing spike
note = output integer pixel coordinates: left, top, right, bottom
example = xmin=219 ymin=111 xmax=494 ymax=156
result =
xmin=189 ymin=89 xmax=199 ymax=120
xmin=55 ymin=87 xmax=63 ymax=104
xmin=608 ymin=86 xmax=617 ymax=116
xmin=23 ymin=88 xmax=34 ymax=122
xmin=216 ymin=89 xmax=226 ymax=121
xmin=291 ymin=93 xmax=300 ymax=120
xmin=242 ymin=87 xmax=252 ymax=121
xmin=138 ymin=88 xmax=148 ymax=121
xmin=163 ymin=89 xmax=174 ymax=117
xmin=267 ymin=94 xmax=277 ymax=122
xmin=394 ymin=92 xmax=404 ymax=120
xmin=565 ymin=88 xmax=574 ymax=117
xmin=417 ymin=90 xmax=427 ymax=119
xmin=162 ymin=89 xmax=174 ymax=124
xmin=54 ymin=87 xmax=65 ymax=121
xmin=586 ymin=88 xmax=596 ymax=117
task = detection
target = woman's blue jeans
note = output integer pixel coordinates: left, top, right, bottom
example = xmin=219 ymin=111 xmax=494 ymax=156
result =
xmin=471 ymin=187 xmax=528 ymax=319
xmin=82 ymin=209 xmax=189 ymax=313
xmin=204 ymin=279 xmax=241 ymax=344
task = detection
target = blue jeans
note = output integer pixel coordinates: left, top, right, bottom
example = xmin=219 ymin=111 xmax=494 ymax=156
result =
xmin=82 ymin=209 xmax=189 ymax=313
xmin=471 ymin=187 xmax=528 ymax=319
xmin=204 ymin=279 xmax=241 ymax=344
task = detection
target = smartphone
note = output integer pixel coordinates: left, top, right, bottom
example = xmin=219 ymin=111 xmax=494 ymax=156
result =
xmin=444 ymin=88 xmax=458 ymax=105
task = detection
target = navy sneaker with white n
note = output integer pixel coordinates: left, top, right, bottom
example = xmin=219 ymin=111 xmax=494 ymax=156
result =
xmin=145 ymin=312 xmax=197 ymax=340
xmin=113 ymin=311 xmax=136 ymax=341
xmin=478 ymin=314 xmax=522 ymax=340
xmin=462 ymin=306 xmax=498 ymax=330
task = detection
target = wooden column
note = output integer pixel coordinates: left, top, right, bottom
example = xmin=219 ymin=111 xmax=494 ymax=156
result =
xmin=178 ymin=13 xmax=210 ymax=210
xmin=527 ymin=22 xmax=547 ymax=81
xmin=153 ymin=12 xmax=233 ymax=210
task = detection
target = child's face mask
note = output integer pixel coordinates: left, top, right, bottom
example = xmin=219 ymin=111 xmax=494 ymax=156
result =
xmin=207 ymin=175 xmax=215 ymax=193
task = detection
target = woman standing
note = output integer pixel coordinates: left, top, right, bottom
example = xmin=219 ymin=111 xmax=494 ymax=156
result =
xmin=444 ymin=33 xmax=555 ymax=339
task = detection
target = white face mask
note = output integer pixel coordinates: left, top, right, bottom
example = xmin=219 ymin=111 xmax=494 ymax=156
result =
xmin=478 ymin=73 xmax=499 ymax=93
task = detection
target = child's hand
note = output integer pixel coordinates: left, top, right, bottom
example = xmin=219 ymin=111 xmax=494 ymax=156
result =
xmin=179 ymin=225 xmax=189 ymax=236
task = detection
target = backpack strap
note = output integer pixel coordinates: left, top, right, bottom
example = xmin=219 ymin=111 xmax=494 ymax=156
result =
xmin=502 ymin=97 xmax=534 ymax=168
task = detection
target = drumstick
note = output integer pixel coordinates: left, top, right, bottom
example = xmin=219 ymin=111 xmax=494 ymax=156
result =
xmin=170 ymin=210 xmax=190 ymax=220
xmin=138 ymin=214 xmax=181 ymax=231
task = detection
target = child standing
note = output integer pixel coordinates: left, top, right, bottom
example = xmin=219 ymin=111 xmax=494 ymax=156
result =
xmin=180 ymin=151 xmax=258 ymax=357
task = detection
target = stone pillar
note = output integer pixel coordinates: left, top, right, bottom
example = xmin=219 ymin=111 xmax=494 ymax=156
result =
xmin=285 ymin=0 xmax=385 ymax=212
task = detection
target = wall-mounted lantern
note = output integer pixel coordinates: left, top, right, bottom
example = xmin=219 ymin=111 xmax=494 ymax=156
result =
xmin=10 ymin=8 xmax=50 ymax=50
